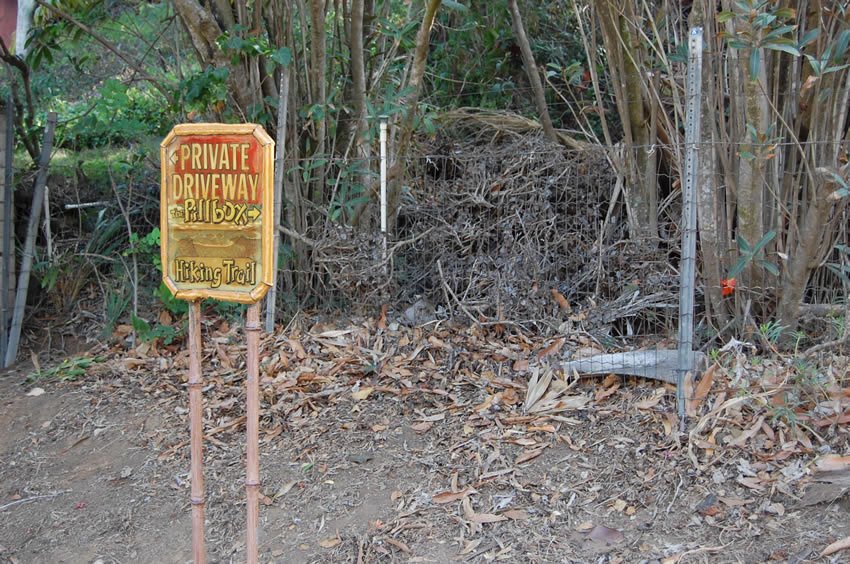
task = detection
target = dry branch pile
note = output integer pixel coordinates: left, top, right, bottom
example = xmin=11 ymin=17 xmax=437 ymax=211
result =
xmin=397 ymin=133 xmax=679 ymax=333
xmin=308 ymin=130 xmax=680 ymax=336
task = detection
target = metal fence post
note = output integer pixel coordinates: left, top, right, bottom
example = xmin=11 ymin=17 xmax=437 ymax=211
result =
xmin=677 ymin=27 xmax=704 ymax=428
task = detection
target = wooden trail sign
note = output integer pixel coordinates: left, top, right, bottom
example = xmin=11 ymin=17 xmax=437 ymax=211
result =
xmin=160 ymin=123 xmax=274 ymax=304
xmin=161 ymin=123 xmax=274 ymax=564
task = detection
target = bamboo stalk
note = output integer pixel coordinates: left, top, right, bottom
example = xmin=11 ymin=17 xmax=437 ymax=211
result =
xmin=245 ymin=302 xmax=262 ymax=564
xmin=265 ymin=67 xmax=291 ymax=333
xmin=188 ymin=300 xmax=206 ymax=564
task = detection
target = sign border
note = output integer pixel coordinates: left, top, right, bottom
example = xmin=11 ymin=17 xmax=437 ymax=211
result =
xmin=160 ymin=123 xmax=275 ymax=304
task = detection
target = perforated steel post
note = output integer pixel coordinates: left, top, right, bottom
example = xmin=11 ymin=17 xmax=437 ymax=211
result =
xmin=677 ymin=27 xmax=703 ymax=428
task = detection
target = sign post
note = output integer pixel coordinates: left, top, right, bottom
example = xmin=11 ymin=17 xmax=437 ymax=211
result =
xmin=161 ymin=123 xmax=274 ymax=564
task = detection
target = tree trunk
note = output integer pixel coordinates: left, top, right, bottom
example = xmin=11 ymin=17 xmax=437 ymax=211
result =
xmin=737 ymin=46 xmax=769 ymax=293
xmin=384 ymin=0 xmax=442 ymax=231
xmin=309 ymin=0 xmax=327 ymax=204
xmin=596 ymin=0 xmax=654 ymax=238
xmin=350 ymin=0 xmax=371 ymax=217
xmin=172 ymin=0 xmax=254 ymax=112
xmin=506 ymin=0 xmax=557 ymax=144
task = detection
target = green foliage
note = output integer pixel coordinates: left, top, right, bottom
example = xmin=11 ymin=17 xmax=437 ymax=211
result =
xmin=179 ymin=66 xmax=230 ymax=115
xmin=103 ymin=286 xmax=131 ymax=338
xmin=758 ymin=320 xmax=786 ymax=344
xmin=27 ymin=355 xmax=106 ymax=383
xmin=131 ymin=313 xmax=182 ymax=345
xmin=126 ymin=228 xmax=162 ymax=272
xmin=155 ymin=283 xmax=189 ymax=317
xmin=217 ymin=26 xmax=292 ymax=70
xmin=718 ymin=1 xmax=800 ymax=80
xmin=729 ymin=230 xmax=779 ymax=278
xmin=828 ymin=244 xmax=850 ymax=286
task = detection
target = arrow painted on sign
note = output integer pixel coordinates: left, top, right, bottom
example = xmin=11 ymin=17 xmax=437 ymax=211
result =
xmin=247 ymin=208 xmax=261 ymax=222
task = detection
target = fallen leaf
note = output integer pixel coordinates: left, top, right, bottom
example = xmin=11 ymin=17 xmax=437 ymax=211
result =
xmin=502 ymin=509 xmax=529 ymax=520
xmin=351 ymin=386 xmax=374 ymax=401
xmin=26 ymin=387 xmax=45 ymax=397
xmin=814 ymin=454 xmax=850 ymax=473
xmin=575 ymin=521 xmax=594 ymax=532
xmin=288 ymin=339 xmax=307 ymax=359
xmin=695 ymin=493 xmax=721 ymax=516
xmin=513 ymin=359 xmax=529 ymax=372
xmin=384 ymin=538 xmax=410 ymax=553
xmin=318 ymin=536 xmax=341 ymax=549
xmin=471 ymin=512 xmax=507 ymax=524
xmin=371 ymin=424 xmax=388 ymax=432
xmin=273 ymin=481 xmax=297 ymax=500
xmin=537 ymin=337 xmax=566 ymax=360
xmin=460 ymin=539 xmax=483 ymax=555
xmin=718 ymin=496 xmax=753 ymax=507
xmin=462 ymin=497 xmax=507 ymax=526
xmin=523 ymin=368 xmax=554 ymax=412
xmin=586 ymin=525 xmax=624 ymax=545
xmin=822 ymin=536 xmax=850 ymax=557
xmin=686 ymin=363 xmax=716 ymax=416
xmin=432 ymin=488 xmax=471 ymax=504
xmin=595 ymin=381 xmax=620 ymax=402
xmin=728 ymin=415 xmax=765 ymax=447
xmin=377 ymin=304 xmax=388 ymax=330
xmin=551 ymin=288 xmax=572 ymax=312
xmin=610 ymin=499 xmax=627 ymax=512
xmin=736 ymin=476 xmax=765 ymax=492
xmin=515 ymin=446 xmax=547 ymax=465
xmin=411 ymin=421 xmax=433 ymax=434
xmin=215 ymin=342 xmax=233 ymax=369
xmin=634 ymin=388 xmax=665 ymax=410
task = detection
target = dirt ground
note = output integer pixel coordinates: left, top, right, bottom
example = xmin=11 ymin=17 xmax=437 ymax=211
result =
xmin=1 ymin=314 xmax=849 ymax=564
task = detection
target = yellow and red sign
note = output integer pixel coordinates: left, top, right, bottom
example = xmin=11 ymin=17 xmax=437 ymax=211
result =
xmin=160 ymin=123 xmax=274 ymax=304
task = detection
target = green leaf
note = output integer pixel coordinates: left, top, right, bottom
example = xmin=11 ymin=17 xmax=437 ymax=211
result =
xmin=270 ymin=47 xmax=292 ymax=66
xmin=728 ymin=256 xmax=749 ymax=278
xmin=763 ymin=25 xmax=796 ymax=41
xmin=764 ymin=43 xmax=800 ymax=57
xmin=827 ymin=264 xmax=850 ymax=286
xmin=737 ymin=234 xmax=753 ymax=254
xmin=834 ymin=29 xmax=850 ymax=60
xmin=759 ymin=259 xmax=779 ymax=276
xmin=717 ymin=11 xmax=735 ymax=23
xmin=799 ymin=29 xmax=819 ymax=48
xmin=442 ymin=0 xmax=469 ymax=12
xmin=751 ymin=230 xmax=777 ymax=255
xmin=749 ymin=48 xmax=761 ymax=80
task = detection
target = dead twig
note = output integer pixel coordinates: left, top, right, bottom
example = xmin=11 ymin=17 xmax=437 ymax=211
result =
xmin=0 ymin=490 xmax=71 ymax=511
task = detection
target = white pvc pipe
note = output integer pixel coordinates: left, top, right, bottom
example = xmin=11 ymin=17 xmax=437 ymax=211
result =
xmin=379 ymin=116 xmax=388 ymax=236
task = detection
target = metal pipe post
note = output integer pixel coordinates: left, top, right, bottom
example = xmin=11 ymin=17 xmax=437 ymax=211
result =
xmin=245 ymin=303 xmax=262 ymax=564
xmin=187 ymin=300 xmax=206 ymax=564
